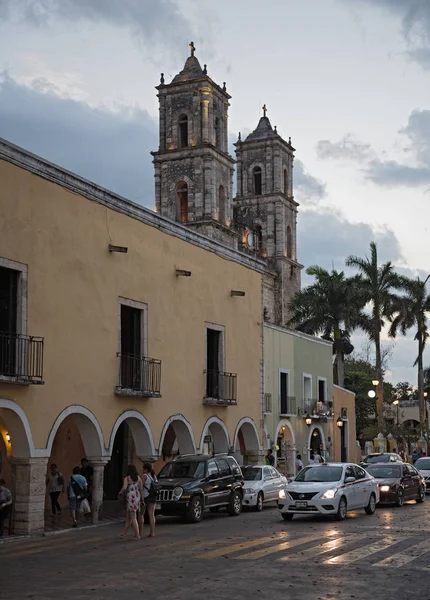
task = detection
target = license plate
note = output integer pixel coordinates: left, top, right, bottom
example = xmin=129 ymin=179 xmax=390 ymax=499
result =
xmin=295 ymin=501 xmax=308 ymax=508
xmin=156 ymin=503 xmax=161 ymax=510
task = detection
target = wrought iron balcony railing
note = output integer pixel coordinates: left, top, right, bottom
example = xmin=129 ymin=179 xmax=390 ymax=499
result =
xmin=303 ymin=399 xmax=331 ymax=417
xmin=0 ymin=331 xmax=44 ymax=384
xmin=116 ymin=353 xmax=162 ymax=397
xmin=204 ymin=370 xmax=237 ymax=406
xmin=279 ymin=395 xmax=297 ymax=415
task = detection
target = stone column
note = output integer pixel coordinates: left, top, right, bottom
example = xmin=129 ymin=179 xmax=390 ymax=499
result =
xmin=87 ymin=458 xmax=109 ymax=524
xmin=11 ymin=457 xmax=48 ymax=536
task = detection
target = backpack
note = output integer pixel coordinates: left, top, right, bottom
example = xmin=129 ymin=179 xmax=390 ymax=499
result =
xmin=146 ymin=474 xmax=159 ymax=504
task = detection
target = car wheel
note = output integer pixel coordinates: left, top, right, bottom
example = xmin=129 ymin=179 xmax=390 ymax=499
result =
xmin=335 ymin=496 xmax=347 ymax=521
xmin=395 ymin=488 xmax=405 ymax=507
xmin=187 ymin=496 xmax=204 ymax=523
xmin=365 ymin=493 xmax=376 ymax=515
xmin=282 ymin=513 xmax=293 ymax=521
xmin=255 ymin=492 xmax=264 ymax=512
xmin=417 ymin=485 xmax=426 ymax=503
xmin=227 ymin=490 xmax=242 ymax=516
xmin=209 ymin=507 xmax=220 ymax=513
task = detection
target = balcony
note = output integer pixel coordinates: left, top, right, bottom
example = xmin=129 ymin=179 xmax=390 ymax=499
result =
xmin=0 ymin=331 xmax=44 ymax=385
xmin=303 ymin=399 xmax=332 ymax=418
xmin=204 ymin=370 xmax=237 ymax=406
xmin=115 ymin=353 xmax=162 ymax=398
xmin=280 ymin=396 xmax=297 ymax=416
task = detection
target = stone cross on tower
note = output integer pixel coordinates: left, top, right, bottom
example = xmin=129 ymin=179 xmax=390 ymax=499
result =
xmin=262 ymin=104 xmax=267 ymax=117
xmin=189 ymin=41 xmax=195 ymax=56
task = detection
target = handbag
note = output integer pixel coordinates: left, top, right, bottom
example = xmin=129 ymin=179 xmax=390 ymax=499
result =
xmin=79 ymin=498 xmax=91 ymax=515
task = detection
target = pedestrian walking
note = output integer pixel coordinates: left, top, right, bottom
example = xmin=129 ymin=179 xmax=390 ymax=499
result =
xmin=0 ymin=479 xmax=12 ymax=537
xmin=68 ymin=466 xmax=88 ymax=528
xmin=141 ymin=462 xmax=158 ymax=538
xmin=46 ymin=463 xmax=65 ymax=516
xmin=80 ymin=458 xmax=93 ymax=504
xmin=265 ymin=449 xmax=275 ymax=466
xmin=296 ymin=454 xmax=304 ymax=473
xmin=119 ymin=464 xmax=142 ymax=540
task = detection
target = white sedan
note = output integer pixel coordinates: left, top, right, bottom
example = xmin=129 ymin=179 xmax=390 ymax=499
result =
xmin=414 ymin=457 xmax=430 ymax=493
xmin=242 ymin=465 xmax=288 ymax=511
xmin=278 ymin=463 xmax=380 ymax=521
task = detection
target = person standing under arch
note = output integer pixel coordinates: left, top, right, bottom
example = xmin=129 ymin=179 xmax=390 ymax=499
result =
xmin=141 ymin=463 xmax=157 ymax=538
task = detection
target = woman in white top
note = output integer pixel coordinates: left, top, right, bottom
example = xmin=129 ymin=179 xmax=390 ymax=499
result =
xmin=141 ymin=462 xmax=157 ymax=538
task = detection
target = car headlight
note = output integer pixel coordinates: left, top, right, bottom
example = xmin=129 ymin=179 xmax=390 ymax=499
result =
xmin=245 ymin=488 xmax=255 ymax=495
xmin=379 ymin=485 xmax=390 ymax=492
xmin=173 ymin=486 xmax=183 ymax=499
xmin=321 ymin=488 xmax=337 ymax=499
xmin=279 ymin=489 xmax=286 ymax=499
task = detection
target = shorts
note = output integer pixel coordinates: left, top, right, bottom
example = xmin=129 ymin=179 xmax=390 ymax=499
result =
xmin=69 ymin=497 xmax=80 ymax=511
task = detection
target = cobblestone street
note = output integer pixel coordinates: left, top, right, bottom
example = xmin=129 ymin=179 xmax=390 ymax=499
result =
xmin=2 ymin=500 xmax=430 ymax=599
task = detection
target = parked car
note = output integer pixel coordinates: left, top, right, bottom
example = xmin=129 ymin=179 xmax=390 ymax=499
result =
xmin=278 ymin=463 xmax=379 ymax=521
xmin=156 ymin=454 xmax=244 ymax=523
xmin=410 ymin=457 xmax=430 ymax=493
xmin=364 ymin=462 xmax=425 ymax=506
xmin=242 ymin=465 xmax=288 ymax=511
xmin=361 ymin=453 xmax=403 ymax=466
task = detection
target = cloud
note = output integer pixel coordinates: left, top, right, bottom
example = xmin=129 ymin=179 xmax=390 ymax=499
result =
xmin=294 ymin=160 xmax=326 ymax=205
xmin=0 ymin=0 xmax=194 ymax=55
xmin=316 ymin=134 xmax=373 ymax=162
xmin=0 ymin=71 xmax=158 ymax=203
xmin=353 ymin=0 xmax=430 ymax=68
xmin=316 ymin=109 xmax=430 ymax=188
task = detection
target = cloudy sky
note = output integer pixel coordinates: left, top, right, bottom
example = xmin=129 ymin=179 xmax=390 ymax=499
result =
xmin=1 ymin=0 xmax=429 ymax=383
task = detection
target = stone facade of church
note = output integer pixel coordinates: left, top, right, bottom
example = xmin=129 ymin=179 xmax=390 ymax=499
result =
xmin=153 ymin=44 xmax=303 ymax=326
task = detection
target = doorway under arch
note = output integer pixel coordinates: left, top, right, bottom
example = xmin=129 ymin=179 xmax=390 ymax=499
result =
xmin=308 ymin=425 xmax=325 ymax=461
xmin=200 ymin=417 xmax=229 ymax=455
xmin=233 ymin=417 xmax=261 ymax=466
xmin=275 ymin=419 xmax=296 ymax=476
xmin=159 ymin=415 xmax=196 ymax=463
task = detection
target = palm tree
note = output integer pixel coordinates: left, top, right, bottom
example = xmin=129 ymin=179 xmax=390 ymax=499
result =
xmin=346 ymin=242 xmax=402 ymax=431
xmin=288 ymin=266 xmax=364 ymax=387
xmin=389 ymin=275 xmax=430 ymax=428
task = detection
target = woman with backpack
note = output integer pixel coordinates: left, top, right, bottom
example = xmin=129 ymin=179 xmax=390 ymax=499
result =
xmin=141 ymin=462 xmax=157 ymax=538
xmin=119 ymin=464 xmax=142 ymax=540
xmin=67 ymin=466 xmax=88 ymax=528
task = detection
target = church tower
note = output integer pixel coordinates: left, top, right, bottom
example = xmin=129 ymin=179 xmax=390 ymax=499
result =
xmin=233 ymin=107 xmax=302 ymax=325
xmin=152 ymin=43 xmax=237 ymax=246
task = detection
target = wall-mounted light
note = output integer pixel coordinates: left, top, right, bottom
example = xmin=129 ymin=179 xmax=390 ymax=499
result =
xmin=336 ymin=417 xmax=343 ymax=428
xmin=231 ymin=290 xmax=245 ymax=297
xmin=372 ymin=379 xmax=379 ymax=386
xmin=305 ymin=414 xmax=312 ymax=426
xmin=176 ymin=269 xmax=192 ymax=277
xmin=5 ymin=432 xmax=11 ymax=443
xmin=108 ymin=244 xmax=128 ymax=253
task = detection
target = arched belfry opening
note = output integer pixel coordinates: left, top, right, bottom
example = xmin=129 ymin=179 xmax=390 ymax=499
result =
xmin=176 ymin=181 xmax=188 ymax=223
xmin=179 ymin=114 xmax=188 ymax=148
xmin=253 ymin=166 xmax=262 ymax=196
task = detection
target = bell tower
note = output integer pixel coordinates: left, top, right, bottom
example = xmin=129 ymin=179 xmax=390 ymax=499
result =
xmin=233 ymin=106 xmax=302 ymax=325
xmin=152 ymin=42 xmax=237 ymax=246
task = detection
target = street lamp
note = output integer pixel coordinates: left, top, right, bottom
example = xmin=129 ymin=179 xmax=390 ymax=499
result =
xmin=305 ymin=414 xmax=312 ymax=426
xmin=368 ymin=390 xmax=376 ymax=399
xmin=372 ymin=380 xmax=379 ymax=387
xmin=392 ymin=399 xmax=399 ymax=427
xmin=336 ymin=417 xmax=343 ymax=428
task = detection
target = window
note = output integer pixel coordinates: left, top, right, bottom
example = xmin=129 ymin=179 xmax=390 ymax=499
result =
xmin=354 ymin=466 xmax=366 ymax=480
xmin=0 ymin=266 xmax=18 ymax=376
xmin=255 ymin=224 xmax=263 ymax=255
xmin=402 ymin=465 xmax=410 ymax=477
xmin=283 ymin=169 xmax=288 ymax=194
xmin=205 ymin=324 xmax=224 ymax=398
xmin=279 ymin=370 xmax=290 ymax=414
xmin=226 ymin=456 xmax=241 ymax=476
xmin=207 ymin=460 xmax=219 ymax=478
xmin=345 ymin=466 xmax=356 ymax=481
xmin=176 ymin=181 xmax=188 ymax=223
xmin=179 ymin=114 xmax=188 ymax=147
xmin=118 ymin=298 xmax=147 ymax=390
xmin=215 ymin=117 xmax=221 ymax=149
xmin=270 ymin=467 xmax=279 ymax=479
xmin=216 ymin=458 xmax=230 ymax=477
xmin=318 ymin=378 xmax=326 ymax=402
xmin=303 ymin=374 xmax=312 ymax=409
xmin=218 ymin=185 xmax=226 ymax=224
xmin=253 ymin=166 xmax=262 ymax=195
xmin=263 ymin=467 xmax=273 ymax=480
xmin=286 ymin=225 xmax=292 ymax=259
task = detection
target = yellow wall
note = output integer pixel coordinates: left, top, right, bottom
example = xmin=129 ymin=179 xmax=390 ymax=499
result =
xmin=333 ymin=386 xmax=356 ymax=462
xmin=0 ymin=159 xmax=263 ymax=456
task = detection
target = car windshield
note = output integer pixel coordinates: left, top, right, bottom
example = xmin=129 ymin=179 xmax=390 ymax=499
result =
xmin=294 ymin=466 xmax=343 ymax=483
xmin=414 ymin=458 xmax=430 ymax=470
xmin=158 ymin=461 xmax=206 ymax=479
xmin=242 ymin=467 xmax=262 ymax=481
xmin=365 ymin=465 xmax=401 ymax=479
xmin=365 ymin=454 xmax=390 ymax=463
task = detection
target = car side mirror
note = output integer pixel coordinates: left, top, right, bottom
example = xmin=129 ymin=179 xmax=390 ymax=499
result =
xmin=345 ymin=477 xmax=355 ymax=484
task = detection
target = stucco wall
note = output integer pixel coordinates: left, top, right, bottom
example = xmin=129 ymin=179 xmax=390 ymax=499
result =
xmin=0 ymin=158 xmax=263 ymax=458
xmin=333 ymin=386 xmax=356 ymax=463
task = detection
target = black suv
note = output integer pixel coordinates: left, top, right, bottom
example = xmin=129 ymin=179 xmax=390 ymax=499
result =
xmin=156 ymin=454 xmax=244 ymax=523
